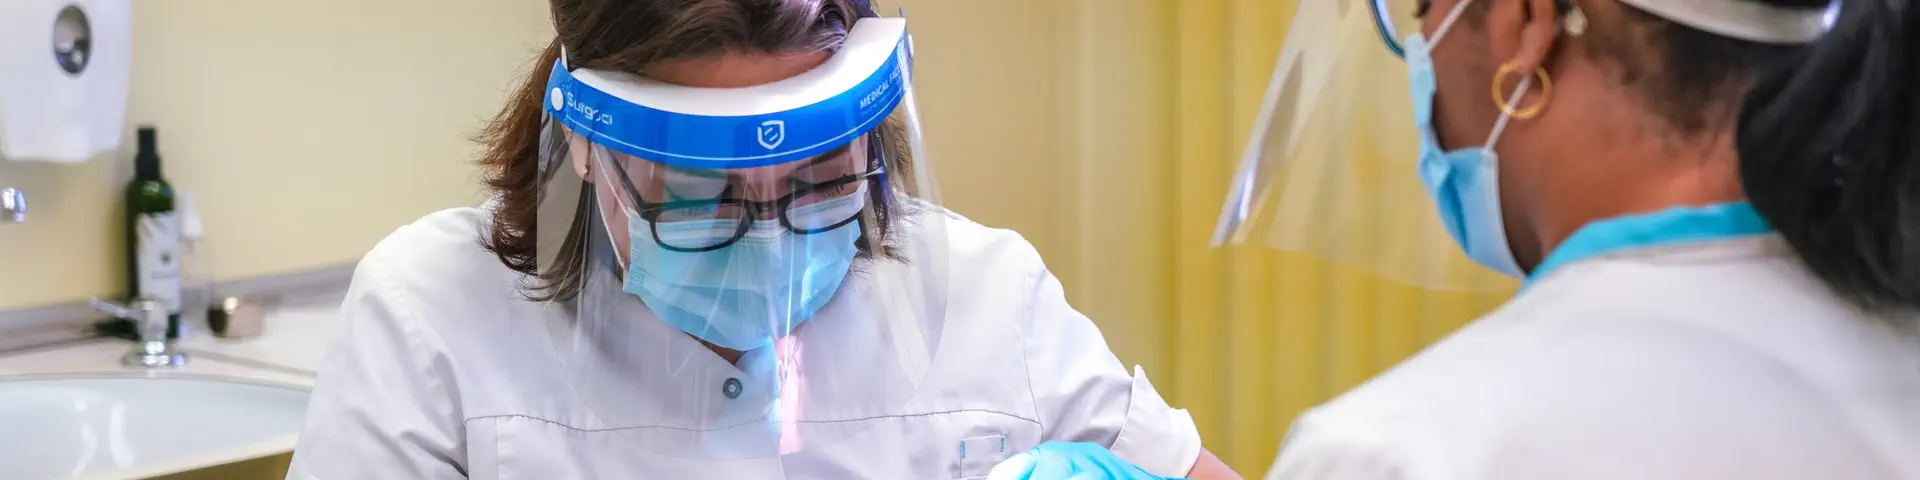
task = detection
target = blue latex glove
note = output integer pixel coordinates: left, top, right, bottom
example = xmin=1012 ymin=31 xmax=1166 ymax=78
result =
xmin=986 ymin=441 xmax=1184 ymax=480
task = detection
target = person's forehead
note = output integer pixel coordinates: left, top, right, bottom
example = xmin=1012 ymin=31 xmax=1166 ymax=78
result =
xmin=625 ymin=142 xmax=859 ymax=178
xmin=642 ymin=52 xmax=834 ymax=89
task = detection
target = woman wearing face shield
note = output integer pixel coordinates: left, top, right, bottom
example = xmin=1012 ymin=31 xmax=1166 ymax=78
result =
xmin=1221 ymin=0 xmax=1920 ymax=478
xmin=284 ymin=1 xmax=1238 ymax=478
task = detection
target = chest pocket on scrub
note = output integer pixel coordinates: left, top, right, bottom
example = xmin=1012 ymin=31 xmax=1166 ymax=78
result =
xmin=954 ymin=434 xmax=1013 ymax=480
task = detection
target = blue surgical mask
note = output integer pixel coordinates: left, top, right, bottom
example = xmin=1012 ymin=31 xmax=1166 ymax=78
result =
xmin=1405 ymin=28 xmax=1525 ymax=277
xmin=623 ymin=186 xmax=865 ymax=351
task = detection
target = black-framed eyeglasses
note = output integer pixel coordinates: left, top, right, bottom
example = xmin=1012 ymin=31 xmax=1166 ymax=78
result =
xmin=1372 ymin=0 xmax=1411 ymax=58
xmin=609 ymin=161 xmax=886 ymax=253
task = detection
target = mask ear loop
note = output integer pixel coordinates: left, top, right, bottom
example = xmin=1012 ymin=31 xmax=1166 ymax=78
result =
xmin=1482 ymin=62 xmax=1553 ymax=147
xmin=1429 ymin=0 xmax=1477 ymax=45
xmin=1493 ymin=62 xmax=1553 ymax=120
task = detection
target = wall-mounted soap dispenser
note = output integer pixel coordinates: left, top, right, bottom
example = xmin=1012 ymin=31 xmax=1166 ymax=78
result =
xmin=0 ymin=0 xmax=133 ymax=161
xmin=0 ymin=0 xmax=134 ymax=225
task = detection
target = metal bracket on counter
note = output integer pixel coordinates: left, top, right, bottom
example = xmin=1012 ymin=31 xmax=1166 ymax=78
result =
xmin=1 ymin=188 xmax=24 ymax=223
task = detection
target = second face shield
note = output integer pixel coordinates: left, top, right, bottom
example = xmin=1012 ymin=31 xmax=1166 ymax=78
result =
xmin=1212 ymin=0 xmax=1517 ymax=291
xmin=531 ymin=17 xmax=950 ymax=460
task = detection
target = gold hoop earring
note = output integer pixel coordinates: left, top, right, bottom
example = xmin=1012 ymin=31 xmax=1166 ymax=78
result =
xmin=1491 ymin=61 xmax=1553 ymax=120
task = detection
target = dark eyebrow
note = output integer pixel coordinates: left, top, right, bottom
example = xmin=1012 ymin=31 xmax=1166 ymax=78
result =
xmin=783 ymin=144 xmax=857 ymax=181
xmin=711 ymin=143 xmax=856 ymax=183
xmin=800 ymin=143 xmax=854 ymax=168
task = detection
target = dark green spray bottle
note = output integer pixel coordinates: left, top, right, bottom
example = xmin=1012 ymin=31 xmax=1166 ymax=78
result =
xmin=125 ymin=126 xmax=182 ymax=339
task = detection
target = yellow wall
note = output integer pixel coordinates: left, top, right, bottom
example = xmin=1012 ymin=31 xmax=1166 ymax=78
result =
xmin=1 ymin=0 xmax=1512 ymax=476
xmin=0 ymin=0 xmax=553 ymax=309
xmin=1045 ymin=0 xmax=1520 ymax=474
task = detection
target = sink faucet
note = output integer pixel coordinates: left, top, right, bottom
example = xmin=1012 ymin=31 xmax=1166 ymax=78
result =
xmin=0 ymin=188 xmax=22 ymax=223
xmin=90 ymin=297 xmax=188 ymax=368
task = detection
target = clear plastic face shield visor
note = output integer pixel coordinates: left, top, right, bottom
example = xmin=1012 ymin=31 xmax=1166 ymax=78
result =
xmin=1211 ymin=0 xmax=1512 ymax=291
xmin=533 ymin=16 xmax=947 ymax=459
xmin=1211 ymin=0 xmax=1835 ymax=290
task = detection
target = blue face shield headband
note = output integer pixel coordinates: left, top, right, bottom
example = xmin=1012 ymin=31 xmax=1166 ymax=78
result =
xmin=545 ymin=30 xmax=909 ymax=168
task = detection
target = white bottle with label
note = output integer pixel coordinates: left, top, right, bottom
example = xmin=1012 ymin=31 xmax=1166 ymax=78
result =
xmin=176 ymin=190 xmax=215 ymax=333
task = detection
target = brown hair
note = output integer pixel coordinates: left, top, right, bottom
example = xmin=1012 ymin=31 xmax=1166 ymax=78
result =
xmin=476 ymin=0 xmax=914 ymax=302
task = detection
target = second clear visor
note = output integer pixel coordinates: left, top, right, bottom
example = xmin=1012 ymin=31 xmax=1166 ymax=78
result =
xmin=532 ymin=17 xmax=950 ymax=460
xmin=1212 ymin=0 xmax=1514 ymax=291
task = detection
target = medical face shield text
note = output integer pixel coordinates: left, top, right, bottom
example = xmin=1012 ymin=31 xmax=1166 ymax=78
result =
xmin=533 ymin=17 xmax=950 ymax=460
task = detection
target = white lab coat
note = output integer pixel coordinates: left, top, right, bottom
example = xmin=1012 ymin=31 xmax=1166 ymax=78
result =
xmin=1269 ymin=236 xmax=1920 ymax=480
xmin=286 ymin=206 xmax=1200 ymax=479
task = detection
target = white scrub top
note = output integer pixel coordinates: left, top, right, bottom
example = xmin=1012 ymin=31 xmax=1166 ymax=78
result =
xmin=286 ymin=206 xmax=1201 ymax=479
xmin=1269 ymin=203 xmax=1920 ymax=479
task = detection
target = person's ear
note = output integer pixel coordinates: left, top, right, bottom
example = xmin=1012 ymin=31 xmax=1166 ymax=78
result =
xmin=1496 ymin=0 xmax=1563 ymax=74
xmin=568 ymin=130 xmax=594 ymax=183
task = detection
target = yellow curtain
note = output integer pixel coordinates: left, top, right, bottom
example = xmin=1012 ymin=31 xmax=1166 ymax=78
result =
xmin=1047 ymin=0 xmax=1516 ymax=475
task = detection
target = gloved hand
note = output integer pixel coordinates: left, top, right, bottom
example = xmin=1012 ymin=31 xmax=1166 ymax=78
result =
xmin=986 ymin=441 xmax=1184 ymax=480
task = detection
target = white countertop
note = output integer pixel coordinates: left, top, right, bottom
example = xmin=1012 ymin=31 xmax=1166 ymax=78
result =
xmin=0 ymin=288 xmax=346 ymax=480
xmin=174 ymin=289 xmax=348 ymax=375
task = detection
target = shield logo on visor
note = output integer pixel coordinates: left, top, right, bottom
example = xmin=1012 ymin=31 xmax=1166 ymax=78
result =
xmin=757 ymin=120 xmax=787 ymax=150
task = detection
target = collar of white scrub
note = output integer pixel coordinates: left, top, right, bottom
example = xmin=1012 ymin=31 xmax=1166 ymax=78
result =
xmin=1524 ymin=201 xmax=1774 ymax=288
